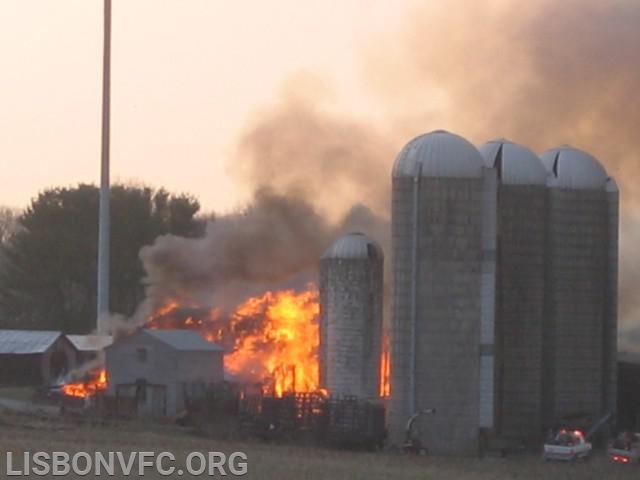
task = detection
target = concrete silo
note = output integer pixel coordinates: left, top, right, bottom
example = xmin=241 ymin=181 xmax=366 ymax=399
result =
xmin=604 ymin=178 xmax=619 ymax=420
xmin=319 ymin=232 xmax=384 ymax=399
xmin=478 ymin=139 xmax=549 ymax=441
xmin=389 ymin=130 xmax=494 ymax=455
xmin=540 ymin=146 xmax=617 ymax=428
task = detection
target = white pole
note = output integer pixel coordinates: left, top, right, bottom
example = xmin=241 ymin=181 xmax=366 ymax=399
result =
xmin=97 ymin=0 xmax=111 ymax=334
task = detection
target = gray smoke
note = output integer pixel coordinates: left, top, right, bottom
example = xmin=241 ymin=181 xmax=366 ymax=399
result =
xmin=136 ymin=0 xmax=640 ymax=348
xmin=135 ymin=187 xmax=388 ymax=323
xmin=362 ymin=0 xmax=640 ymax=331
xmin=232 ymin=91 xmax=394 ymax=222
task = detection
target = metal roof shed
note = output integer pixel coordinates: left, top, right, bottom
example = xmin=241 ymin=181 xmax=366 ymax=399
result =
xmin=0 ymin=330 xmax=76 ymax=385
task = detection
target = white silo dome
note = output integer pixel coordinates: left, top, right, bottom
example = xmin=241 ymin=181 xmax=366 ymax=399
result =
xmin=540 ymin=145 xmax=608 ymax=189
xmin=479 ymin=139 xmax=548 ymax=186
xmin=393 ymin=130 xmax=484 ymax=178
xmin=321 ymin=232 xmax=383 ymax=260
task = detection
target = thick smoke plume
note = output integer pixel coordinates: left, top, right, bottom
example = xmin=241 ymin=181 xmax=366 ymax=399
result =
xmin=362 ymin=0 xmax=640 ymax=330
xmin=232 ymin=90 xmax=394 ymax=222
xmin=136 ymin=0 xmax=640 ymax=347
xmin=135 ymin=187 xmax=388 ymax=323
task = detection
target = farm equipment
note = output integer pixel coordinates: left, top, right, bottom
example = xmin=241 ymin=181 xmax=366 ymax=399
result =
xmin=321 ymin=396 xmax=386 ymax=450
xmin=403 ymin=408 xmax=436 ymax=455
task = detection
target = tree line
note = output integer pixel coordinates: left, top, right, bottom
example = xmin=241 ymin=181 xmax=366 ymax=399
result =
xmin=0 ymin=184 xmax=206 ymax=333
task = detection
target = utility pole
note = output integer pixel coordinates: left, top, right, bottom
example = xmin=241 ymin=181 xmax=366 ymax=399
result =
xmin=97 ymin=0 xmax=111 ymax=335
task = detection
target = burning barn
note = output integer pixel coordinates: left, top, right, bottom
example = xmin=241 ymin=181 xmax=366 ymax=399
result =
xmin=0 ymin=329 xmax=76 ymax=386
xmin=104 ymin=329 xmax=224 ymax=417
xmin=319 ymin=232 xmax=384 ymax=399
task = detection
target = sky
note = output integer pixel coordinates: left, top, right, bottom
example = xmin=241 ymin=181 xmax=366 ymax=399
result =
xmin=2 ymin=0 xmax=640 ymax=333
xmin=0 ymin=0 xmax=412 ymax=212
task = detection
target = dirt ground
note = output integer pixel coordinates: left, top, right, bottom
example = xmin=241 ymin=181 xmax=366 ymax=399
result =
xmin=0 ymin=409 xmax=638 ymax=479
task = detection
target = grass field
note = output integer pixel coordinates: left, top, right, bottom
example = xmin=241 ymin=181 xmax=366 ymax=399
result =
xmin=0 ymin=386 xmax=37 ymax=402
xmin=0 ymin=409 xmax=638 ymax=479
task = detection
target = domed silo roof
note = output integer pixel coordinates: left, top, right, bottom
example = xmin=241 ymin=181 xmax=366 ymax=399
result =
xmin=540 ymin=145 xmax=608 ymax=189
xmin=479 ymin=139 xmax=548 ymax=185
xmin=393 ymin=130 xmax=484 ymax=178
xmin=321 ymin=232 xmax=383 ymax=260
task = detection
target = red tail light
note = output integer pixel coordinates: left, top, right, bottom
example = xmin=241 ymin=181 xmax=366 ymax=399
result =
xmin=611 ymin=455 xmax=630 ymax=464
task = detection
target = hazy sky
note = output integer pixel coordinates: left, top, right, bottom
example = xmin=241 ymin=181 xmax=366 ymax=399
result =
xmin=4 ymin=1 xmax=640 ymax=331
xmin=0 ymin=0 xmax=414 ymax=212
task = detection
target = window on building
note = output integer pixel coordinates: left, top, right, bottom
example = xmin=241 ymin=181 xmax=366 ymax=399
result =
xmin=136 ymin=347 xmax=148 ymax=363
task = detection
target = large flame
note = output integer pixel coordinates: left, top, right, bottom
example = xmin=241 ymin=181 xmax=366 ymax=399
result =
xmin=147 ymin=287 xmax=320 ymax=397
xmin=223 ymin=289 xmax=320 ymax=396
xmin=380 ymin=331 xmax=390 ymax=397
xmin=61 ymin=369 xmax=108 ymax=398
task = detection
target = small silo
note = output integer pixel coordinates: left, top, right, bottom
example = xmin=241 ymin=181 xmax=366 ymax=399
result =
xmin=390 ymin=130 xmax=492 ymax=455
xmin=540 ymin=145 xmax=616 ymax=427
xmin=319 ymin=232 xmax=384 ymax=399
xmin=478 ymin=139 xmax=549 ymax=440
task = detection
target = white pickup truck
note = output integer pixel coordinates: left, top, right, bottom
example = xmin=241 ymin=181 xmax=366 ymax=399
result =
xmin=608 ymin=432 xmax=640 ymax=464
xmin=543 ymin=430 xmax=592 ymax=462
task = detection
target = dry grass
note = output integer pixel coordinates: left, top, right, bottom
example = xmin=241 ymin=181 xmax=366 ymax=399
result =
xmin=0 ymin=410 xmax=638 ymax=479
xmin=0 ymin=386 xmax=36 ymax=401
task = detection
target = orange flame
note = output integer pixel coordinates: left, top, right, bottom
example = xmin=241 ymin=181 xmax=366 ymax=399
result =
xmin=380 ymin=331 xmax=391 ymax=397
xmin=226 ymin=289 xmax=320 ymax=396
xmin=62 ymin=369 xmax=108 ymax=398
xmin=147 ymin=287 xmax=321 ymax=397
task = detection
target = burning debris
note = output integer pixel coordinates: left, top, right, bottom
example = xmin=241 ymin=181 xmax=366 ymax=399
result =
xmin=61 ymin=368 xmax=108 ymax=399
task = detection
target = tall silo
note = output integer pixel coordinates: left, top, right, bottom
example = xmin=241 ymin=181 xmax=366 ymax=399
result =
xmin=540 ymin=145 xmax=616 ymax=428
xmin=390 ymin=130 xmax=492 ymax=455
xmin=603 ymin=178 xmax=619 ymax=420
xmin=478 ymin=139 xmax=549 ymax=440
xmin=319 ymin=232 xmax=384 ymax=399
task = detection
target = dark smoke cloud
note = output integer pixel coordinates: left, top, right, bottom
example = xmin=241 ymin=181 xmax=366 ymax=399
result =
xmin=365 ymin=0 xmax=640 ymax=192
xmin=231 ymin=89 xmax=394 ymax=222
xmin=136 ymin=186 xmax=389 ymax=321
xmin=132 ymin=82 xmax=394 ymax=325
xmin=137 ymin=0 xmax=640 ymax=344
xmin=138 ymin=188 xmax=331 ymax=308
xmin=362 ymin=0 xmax=640 ymax=328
